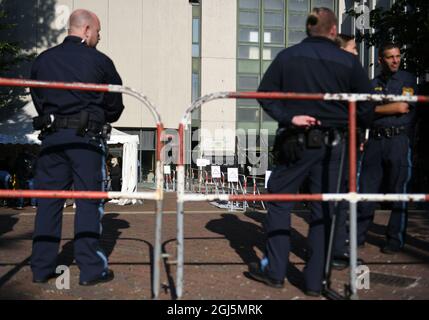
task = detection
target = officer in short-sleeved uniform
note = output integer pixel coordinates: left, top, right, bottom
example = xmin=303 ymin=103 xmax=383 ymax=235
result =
xmin=30 ymin=32 xmax=124 ymax=284
xmin=358 ymin=66 xmax=417 ymax=252
xmin=248 ymin=8 xmax=374 ymax=294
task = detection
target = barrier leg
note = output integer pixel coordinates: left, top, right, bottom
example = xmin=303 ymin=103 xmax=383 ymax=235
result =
xmin=176 ymin=165 xmax=185 ymax=299
xmin=349 ymin=200 xmax=359 ymax=299
xmin=153 ymin=160 xmax=163 ymax=299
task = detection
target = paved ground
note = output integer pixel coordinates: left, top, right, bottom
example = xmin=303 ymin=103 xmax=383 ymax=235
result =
xmin=0 ymin=192 xmax=428 ymax=300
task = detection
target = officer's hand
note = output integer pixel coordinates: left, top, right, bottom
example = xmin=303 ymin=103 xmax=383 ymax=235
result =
xmin=291 ymin=115 xmax=321 ymax=127
xmin=396 ymin=102 xmax=410 ymax=114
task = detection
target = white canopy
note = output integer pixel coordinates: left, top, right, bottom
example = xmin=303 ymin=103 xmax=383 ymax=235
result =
xmin=0 ymin=102 xmax=140 ymax=205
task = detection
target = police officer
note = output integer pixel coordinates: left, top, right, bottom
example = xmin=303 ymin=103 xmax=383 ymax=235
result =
xmin=335 ymin=34 xmax=358 ymax=56
xmin=358 ymin=42 xmax=417 ymax=254
xmin=247 ymin=7 xmax=374 ymax=296
xmin=30 ymin=9 xmax=124 ymax=285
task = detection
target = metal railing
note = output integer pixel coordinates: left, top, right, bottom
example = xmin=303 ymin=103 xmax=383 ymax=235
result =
xmin=172 ymin=90 xmax=429 ymax=299
xmin=0 ymin=77 xmax=165 ymax=299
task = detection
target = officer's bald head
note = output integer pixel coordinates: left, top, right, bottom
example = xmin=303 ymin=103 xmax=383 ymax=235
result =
xmin=68 ymin=9 xmax=101 ymax=48
xmin=306 ymin=7 xmax=338 ymax=40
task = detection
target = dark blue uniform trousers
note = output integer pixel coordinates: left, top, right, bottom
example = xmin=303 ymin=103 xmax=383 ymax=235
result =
xmin=358 ymin=134 xmax=412 ymax=247
xmin=265 ymin=142 xmax=345 ymax=292
xmin=31 ymin=129 xmax=109 ymax=283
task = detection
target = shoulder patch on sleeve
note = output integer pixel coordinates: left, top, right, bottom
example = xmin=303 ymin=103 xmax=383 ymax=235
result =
xmin=402 ymin=87 xmax=414 ymax=96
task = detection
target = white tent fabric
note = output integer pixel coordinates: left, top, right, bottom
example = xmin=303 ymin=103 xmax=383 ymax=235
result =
xmin=0 ymin=102 xmax=140 ymax=205
xmin=108 ymin=128 xmax=140 ymax=205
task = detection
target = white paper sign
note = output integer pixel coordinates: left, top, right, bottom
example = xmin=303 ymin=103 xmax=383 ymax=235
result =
xmin=265 ymin=170 xmax=272 ymax=189
xmin=196 ymin=158 xmax=210 ymax=167
xmin=227 ymin=168 xmax=239 ymax=182
xmin=164 ymin=165 xmax=171 ymax=175
xmin=211 ymin=166 xmax=221 ymax=179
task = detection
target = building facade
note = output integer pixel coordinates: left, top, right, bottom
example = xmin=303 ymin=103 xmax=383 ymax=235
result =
xmin=1 ymin=0 xmax=395 ymax=180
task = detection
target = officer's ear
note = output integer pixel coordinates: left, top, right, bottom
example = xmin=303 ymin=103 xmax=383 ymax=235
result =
xmin=330 ymin=24 xmax=337 ymax=38
xmin=83 ymin=24 xmax=91 ymax=41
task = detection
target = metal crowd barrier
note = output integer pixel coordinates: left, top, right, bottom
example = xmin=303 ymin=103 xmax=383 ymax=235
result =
xmin=182 ymin=167 xmax=263 ymax=211
xmin=0 ymin=77 xmax=165 ymax=299
xmin=173 ymin=91 xmax=429 ymax=299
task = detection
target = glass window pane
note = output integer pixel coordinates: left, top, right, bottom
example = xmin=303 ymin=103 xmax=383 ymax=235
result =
xmin=238 ymin=75 xmax=259 ymax=90
xmin=239 ymin=11 xmax=259 ymax=26
xmin=262 ymin=47 xmax=283 ymax=60
xmin=263 ymin=29 xmax=284 ymax=44
xmin=192 ymin=73 xmax=199 ymax=101
xmin=261 ymin=111 xmax=275 ymax=122
xmin=192 ymin=44 xmax=199 ymax=57
xmin=287 ymin=14 xmax=307 ymax=29
xmin=237 ymin=108 xmax=259 ymax=122
xmin=192 ymin=18 xmax=199 ymax=43
xmin=239 ymin=28 xmax=259 ymax=43
xmin=263 ymin=11 xmax=284 ymax=27
xmin=261 ymin=121 xmax=278 ymax=136
xmin=288 ymin=30 xmax=306 ymax=45
xmin=192 ymin=5 xmax=200 ymax=17
xmin=262 ymin=60 xmax=272 ymax=73
xmin=237 ymin=121 xmax=260 ymax=131
xmin=264 ymin=0 xmax=284 ymax=10
xmin=191 ymin=108 xmax=201 ymax=121
xmin=238 ymin=60 xmax=260 ymax=73
xmin=238 ymin=45 xmax=260 ymax=59
xmin=312 ymin=0 xmax=334 ymax=10
xmin=237 ymin=98 xmax=259 ymax=107
xmin=288 ymin=0 xmax=309 ymax=12
xmin=192 ymin=58 xmax=200 ymax=73
xmin=239 ymin=0 xmax=259 ymax=10
xmin=142 ymin=130 xmax=155 ymax=150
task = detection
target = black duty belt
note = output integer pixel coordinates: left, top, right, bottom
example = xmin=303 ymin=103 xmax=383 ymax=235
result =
xmin=279 ymin=126 xmax=347 ymax=148
xmin=53 ymin=117 xmax=103 ymax=133
xmin=370 ymin=126 xmax=406 ymax=139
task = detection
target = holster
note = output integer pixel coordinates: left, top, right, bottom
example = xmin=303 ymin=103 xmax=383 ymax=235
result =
xmin=76 ymin=111 xmax=90 ymax=137
xmin=33 ymin=114 xmax=53 ymax=131
xmin=33 ymin=114 xmax=55 ymax=141
xmin=274 ymin=127 xmax=305 ymax=164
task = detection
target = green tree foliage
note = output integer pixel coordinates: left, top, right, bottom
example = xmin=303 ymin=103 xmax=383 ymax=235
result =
xmin=354 ymin=0 xmax=429 ymax=77
xmin=0 ymin=10 xmax=34 ymax=108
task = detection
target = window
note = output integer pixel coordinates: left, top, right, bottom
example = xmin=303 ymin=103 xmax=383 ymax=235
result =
xmin=238 ymin=45 xmax=260 ymax=59
xmin=264 ymin=0 xmax=284 ymax=10
xmin=239 ymin=28 xmax=260 ymax=43
xmin=239 ymin=11 xmax=260 ymax=26
xmin=192 ymin=18 xmax=200 ymax=57
xmin=237 ymin=107 xmax=259 ymax=122
xmin=263 ymin=29 xmax=284 ymax=44
xmin=288 ymin=13 xmax=307 ymax=28
xmin=312 ymin=0 xmax=334 ymax=10
xmin=191 ymin=3 xmax=201 ymax=122
xmin=239 ymin=0 xmax=260 ymax=10
xmin=262 ymin=46 xmax=283 ymax=60
xmin=236 ymin=1 xmax=338 ymax=141
xmin=288 ymin=0 xmax=309 ymax=12
xmin=238 ymin=74 xmax=260 ymax=90
xmin=263 ymin=11 xmax=284 ymax=28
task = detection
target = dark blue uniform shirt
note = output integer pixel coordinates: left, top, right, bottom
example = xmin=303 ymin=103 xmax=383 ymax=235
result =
xmin=371 ymin=70 xmax=417 ymax=128
xmin=30 ymin=35 xmax=124 ymax=124
xmin=258 ymin=36 xmax=375 ymax=128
